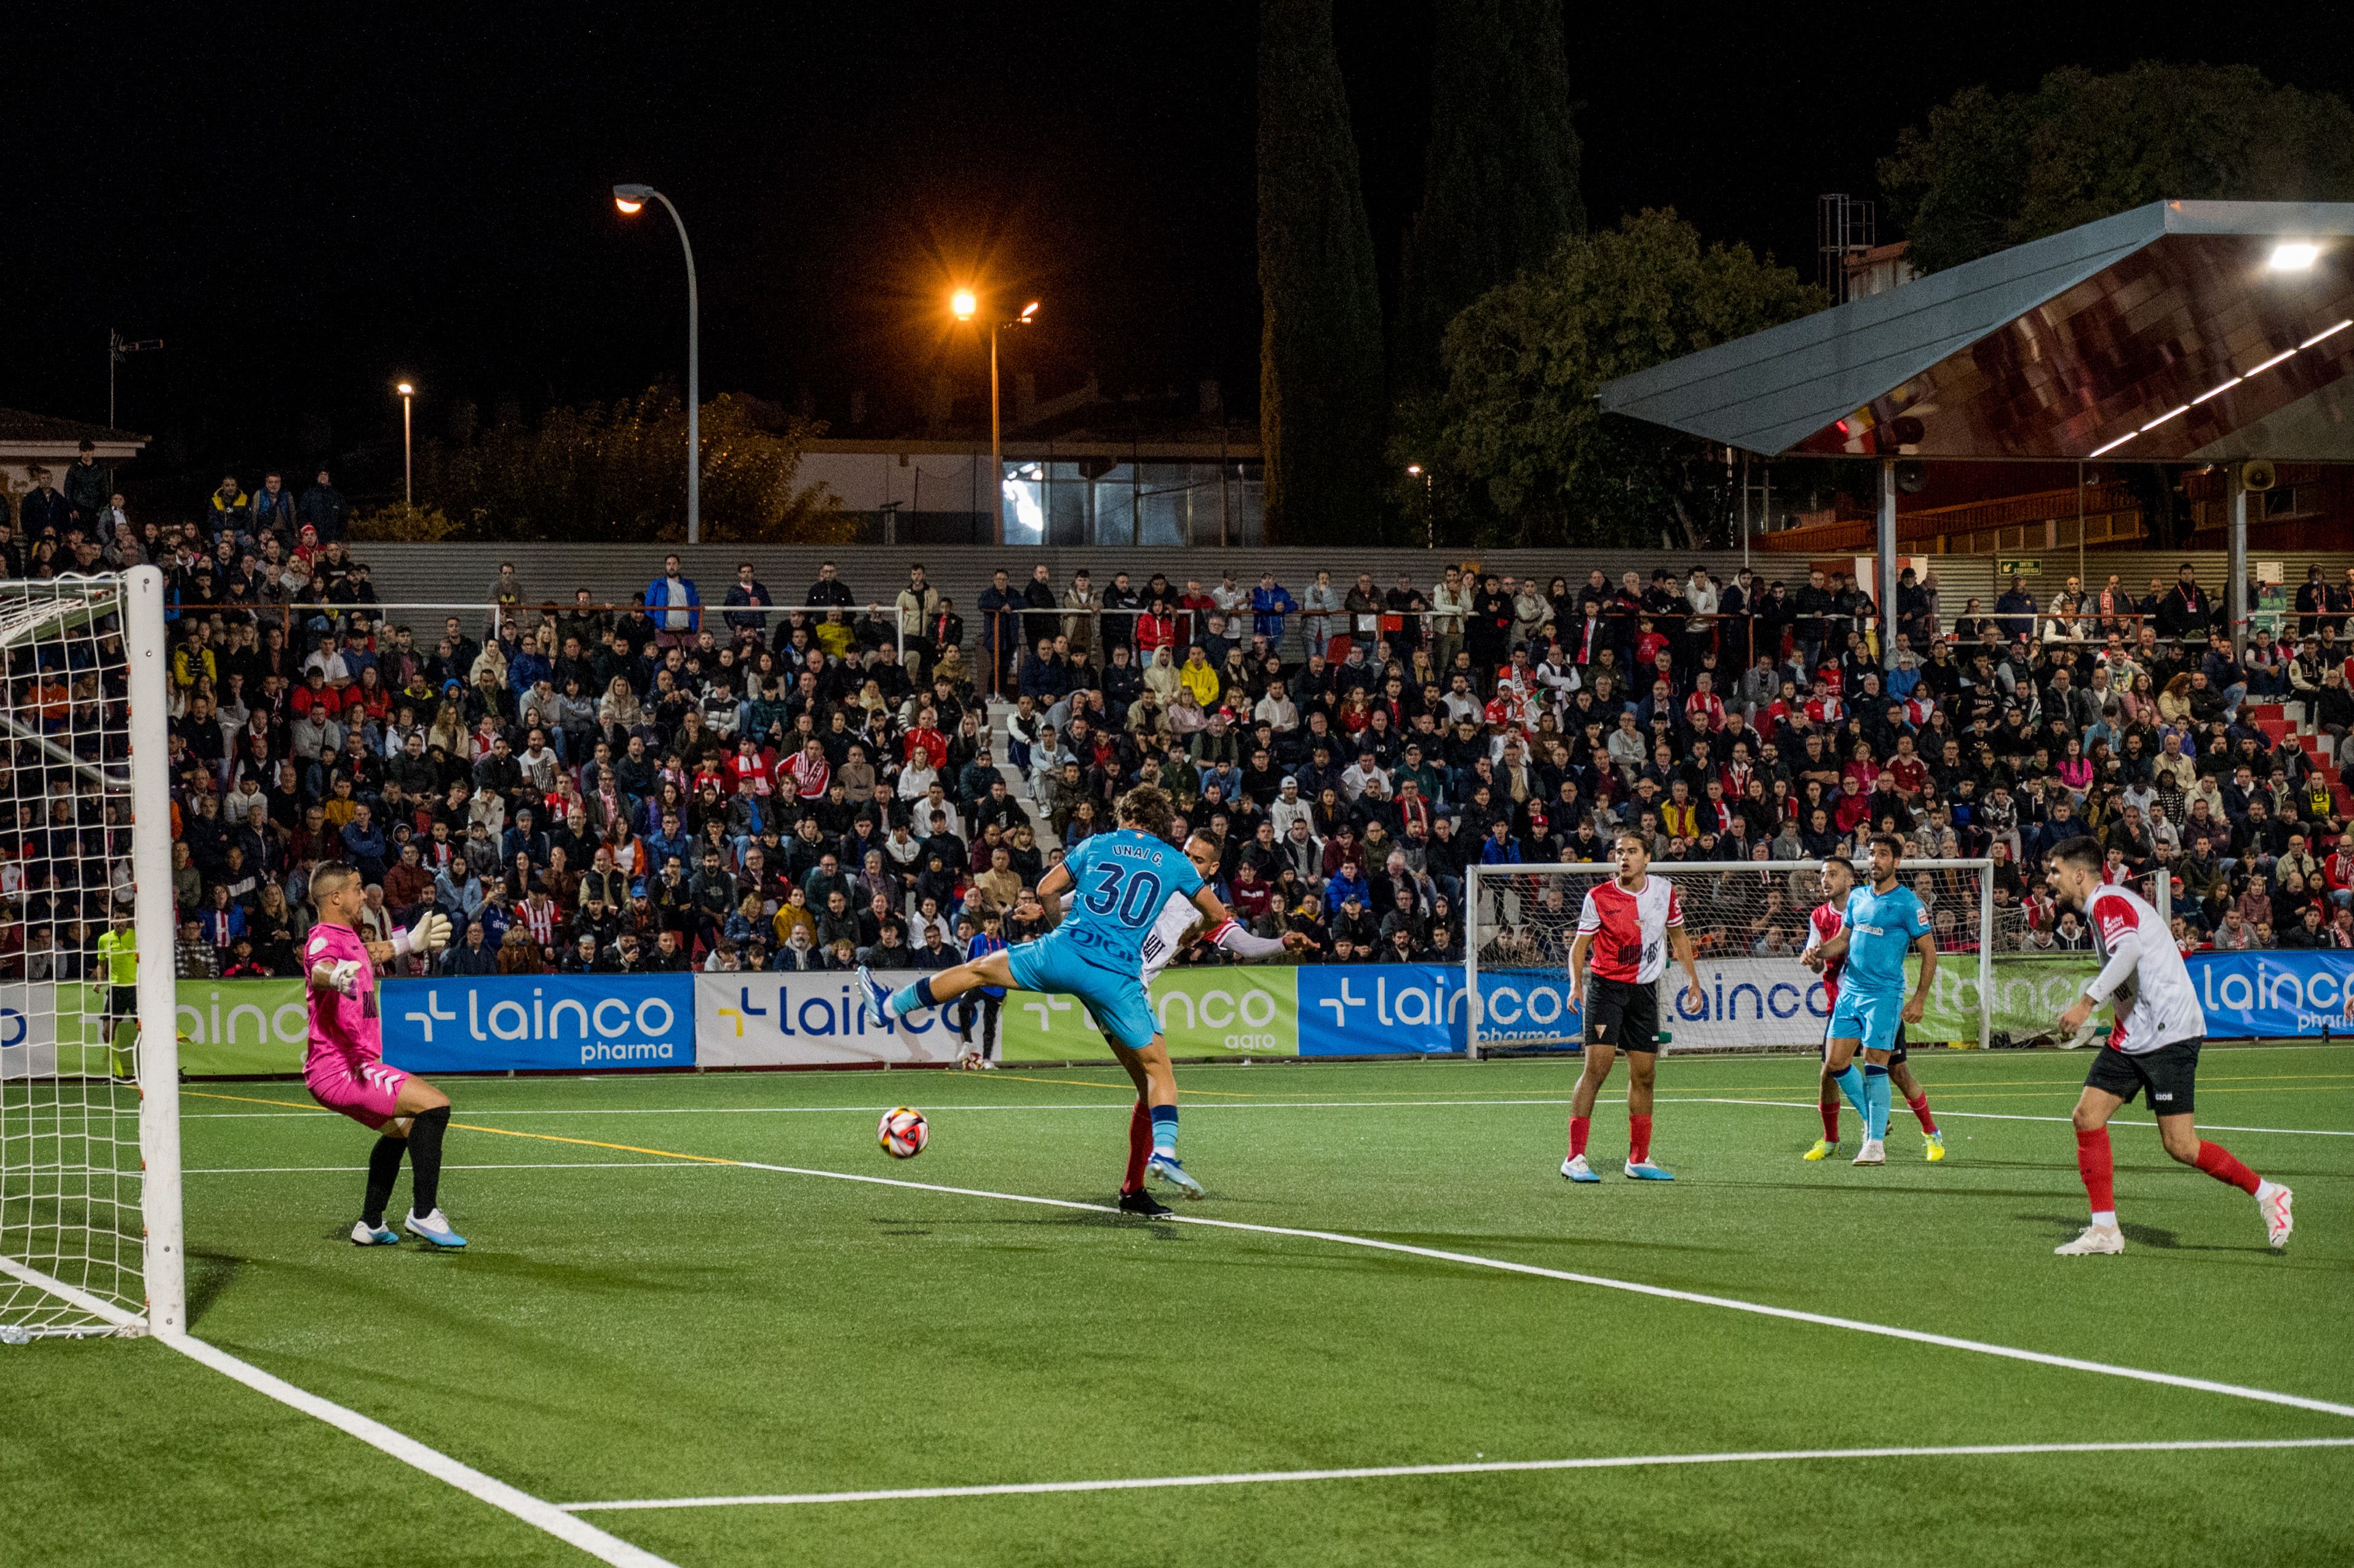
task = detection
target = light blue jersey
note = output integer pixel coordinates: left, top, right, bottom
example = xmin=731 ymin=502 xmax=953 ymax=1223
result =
xmin=1005 ymin=829 xmax=1208 ymax=1051
xmin=1839 ymin=882 xmax=1930 ymax=997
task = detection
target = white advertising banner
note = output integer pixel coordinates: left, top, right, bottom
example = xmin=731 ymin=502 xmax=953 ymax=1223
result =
xmin=1662 ymin=956 xmax=1834 ymax=1051
xmin=694 ymin=970 xmax=968 ymax=1067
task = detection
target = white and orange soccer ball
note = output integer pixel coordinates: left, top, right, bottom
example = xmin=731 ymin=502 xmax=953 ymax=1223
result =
xmin=877 ymin=1106 xmax=929 ymax=1158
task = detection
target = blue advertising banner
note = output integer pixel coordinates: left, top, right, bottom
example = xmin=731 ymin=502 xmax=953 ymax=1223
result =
xmin=381 ymin=973 xmax=697 ymax=1072
xmin=2184 ymin=952 xmax=2354 ymax=1040
xmin=1295 ymin=964 xmax=1468 ymax=1055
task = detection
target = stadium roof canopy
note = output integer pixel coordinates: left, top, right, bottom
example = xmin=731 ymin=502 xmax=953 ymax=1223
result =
xmin=1599 ymin=200 xmax=2354 ymax=464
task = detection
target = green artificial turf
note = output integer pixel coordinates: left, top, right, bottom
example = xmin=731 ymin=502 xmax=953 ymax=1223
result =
xmin=4 ymin=1045 xmax=2351 ymax=1566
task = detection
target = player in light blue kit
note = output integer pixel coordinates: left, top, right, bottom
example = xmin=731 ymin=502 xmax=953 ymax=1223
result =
xmin=858 ymin=784 xmax=1234 ymax=1202
xmin=1806 ymin=833 xmax=1937 ymax=1168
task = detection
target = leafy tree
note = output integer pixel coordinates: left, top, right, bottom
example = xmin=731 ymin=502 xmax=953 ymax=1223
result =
xmin=1393 ymin=0 xmax=1583 ymax=391
xmin=349 ymin=502 xmax=460 ymax=543
xmin=1258 ymin=0 xmax=1388 ymax=543
xmin=1409 ymin=209 xmax=1823 ymax=547
xmin=1881 ymin=63 xmax=2354 ymax=274
xmin=412 ymin=388 xmax=845 ymax=544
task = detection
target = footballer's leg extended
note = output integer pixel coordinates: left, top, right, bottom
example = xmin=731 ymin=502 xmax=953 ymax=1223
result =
xmin=2059 ymin=1042 xmax=2291 ymax=1256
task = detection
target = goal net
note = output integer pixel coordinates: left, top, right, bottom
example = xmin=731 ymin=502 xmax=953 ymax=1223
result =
xmin=0 ymin=569 xmax=180 ymax=1340
xmin=1465 ymin=858 xmax=2008 ymax=1058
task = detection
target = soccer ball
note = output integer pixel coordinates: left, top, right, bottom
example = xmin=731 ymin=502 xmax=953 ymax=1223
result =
xmin=878 ymin=1106 xmax=929 ymax=1158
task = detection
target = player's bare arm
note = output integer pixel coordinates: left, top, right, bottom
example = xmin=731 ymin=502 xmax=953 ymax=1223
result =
xmin=1566 ymin=930 xmax=1593 ymax=1007
xmin=1671 ymin=924 xmax=1704 ymax=1013
xmin=1903 ymin=930 xmax=1936 ymax=1024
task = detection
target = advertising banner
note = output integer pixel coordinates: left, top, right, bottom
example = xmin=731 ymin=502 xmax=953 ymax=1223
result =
xmin=1914 ymin=956 xmax=2098 ymax=1044
xmin=1002 ymin=967 xmax=1301 ymax=1062
xmin=2183 ymin=952 xmax=2354 ymax=1039
xmin=0 ymin=979 xmax=311 ymax=1079
xmin=1298 ymin=964 xmax=1465 ymax=1055
xmin=696 ymin=970 xmax=962 ymax=1067
xmin=381 ymin=973 xmax=696 ymax=1073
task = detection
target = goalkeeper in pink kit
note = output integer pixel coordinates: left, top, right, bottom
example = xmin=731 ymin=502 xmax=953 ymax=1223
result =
xmin=303 ymin=861 xmax=466 ymax=1248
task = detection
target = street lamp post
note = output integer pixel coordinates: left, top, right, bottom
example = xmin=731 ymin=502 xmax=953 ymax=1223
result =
xmin=614 ymin=183 xmax=701 ymax=544
xmin=953 ymin=291 xmax=1037 ymax=545
xmin=395 ymin=381 xmax=415 ymax=508
xmin=1406 ymin=463 xmax=1433 ymax=548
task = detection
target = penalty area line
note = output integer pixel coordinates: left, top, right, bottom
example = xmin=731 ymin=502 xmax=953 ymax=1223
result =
xmin=161 ymin=1333 xmax=675 ymax=1567
xmin=1684 ymin=1096 xmax=2354 ymax=1138
xmin=449 ymin=1112 xmax=2354 ymax=1427
xmin=560 ymin=1436 xmax=2354 ymax=1512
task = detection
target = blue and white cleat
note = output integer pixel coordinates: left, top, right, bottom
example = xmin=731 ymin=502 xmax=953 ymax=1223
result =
xmin=1622 ymin=1161 xmax=1676 ymax=1181
xmin=403 ymin=1208 xmax=468 ymax=1249
xmin=1146 ymin=1152 xmax=1205 ymax=1200
xmin=1561 ymin=1155 xmax=1601 ymax=1183
xmin=349 ymin=1221 xmax=400 ymax=1246
xmin=855 ymin=965 xmax=898 ymax=1023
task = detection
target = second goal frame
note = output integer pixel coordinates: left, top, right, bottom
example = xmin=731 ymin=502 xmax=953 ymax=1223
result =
xmin=1464 ymin=858 xmax=1999 ymax=1058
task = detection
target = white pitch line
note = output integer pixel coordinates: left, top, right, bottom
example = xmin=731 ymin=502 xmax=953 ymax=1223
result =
xmin=161 ymin=1333 xmax=673 ymax=1566
xmin=1687 ymin=1096 xmax=2354 ymax=1139
xmin=681 ymin=1153 xmax=2354 ymax=1422
xmin=560 ymin=1436 xmax=2354 ymax=1512
xmin=184 ymin=1162 xmax=723 ymax=1176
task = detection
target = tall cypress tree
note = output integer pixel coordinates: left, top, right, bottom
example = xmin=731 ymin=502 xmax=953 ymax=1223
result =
xmin=1393 ymin=0 xmax=1585 ymax=390
xmin=1258 ymin=0 xmax=1387 ymax=544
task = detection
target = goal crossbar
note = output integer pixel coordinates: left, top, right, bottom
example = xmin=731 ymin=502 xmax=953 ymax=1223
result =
xmin=1465 ymin=858 xmax=1997 ymax=1058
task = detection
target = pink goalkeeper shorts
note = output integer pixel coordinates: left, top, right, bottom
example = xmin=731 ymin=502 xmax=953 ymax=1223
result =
xmin=307 ymin=1059 xmax=410 ymax=1131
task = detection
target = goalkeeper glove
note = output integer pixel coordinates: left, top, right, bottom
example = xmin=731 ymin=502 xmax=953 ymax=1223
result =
xmin=391 ymin=911 xmax=454 ymax=959
xmin=322 ymin=960 xmax=363 ymax=998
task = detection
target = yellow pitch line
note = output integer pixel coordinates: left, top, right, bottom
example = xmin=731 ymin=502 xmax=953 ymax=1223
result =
xmin=185 ymin=1088 xmax=319 ymax=1112
xmin=453 ymin=1122 xmax=742 ymax=1165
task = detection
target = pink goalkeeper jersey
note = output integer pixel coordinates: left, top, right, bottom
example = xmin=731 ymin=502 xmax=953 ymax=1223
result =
xmin=303 ymin=921 xmax=382 ymax=1071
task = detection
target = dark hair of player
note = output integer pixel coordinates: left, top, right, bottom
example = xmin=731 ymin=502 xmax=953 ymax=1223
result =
xmin=1117 ymin=784 xmax=1175 ymax=839
xmin=2049 ymin=836 xmax=2104 ymax=875
xmin=1866 ymin=832 xmax=1904 ymax=860
xmin=311 ymin=861 xmax=360 ymax=901
xmin=1822 ymin=855 xmax=1853 ymax=877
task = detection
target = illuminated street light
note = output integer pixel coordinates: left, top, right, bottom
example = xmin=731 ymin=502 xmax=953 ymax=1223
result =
xmin=1407 ymin=464 xmax=1433 ymax=547
xmin=952 ymin=290 xmax=1040 ymax=545
xmin=2270 ymin=242 xmax=2320 ymax=271
xmin=612 ymin=183 xmax=701 ymax=542
xmin=395 ymin=380 xmax=416 ymax=507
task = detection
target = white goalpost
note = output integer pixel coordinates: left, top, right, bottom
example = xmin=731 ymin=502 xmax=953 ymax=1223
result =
xmin=1464 ymin=857 xmax=2008 ymax=1059
xmin=0 ymin=567 xmax=181 ymax=1340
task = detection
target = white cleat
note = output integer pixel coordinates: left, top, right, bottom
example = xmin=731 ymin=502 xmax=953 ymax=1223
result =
xmin=2258 ymin=1181 xmax=2294 ymax=1249
xmin=2055 ymin=1223 xmax=2125 ymax=1256
xmin=403 ymin=1208 xmax=468 ymax=1249
xmin=1850 ymin=1137 xmax=1886 ymax=1166
xmin=1561 ymin=1154 xmax=1599 ymax=1183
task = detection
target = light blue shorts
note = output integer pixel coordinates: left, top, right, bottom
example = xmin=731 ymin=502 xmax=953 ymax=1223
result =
xmin=1005 ymin=933 xmax=1158 ymax=1053
xmin=1828 ymin=989 xmax=1904 ymax=1054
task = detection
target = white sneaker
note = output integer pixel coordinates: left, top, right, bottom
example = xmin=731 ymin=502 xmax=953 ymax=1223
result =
xmin=2257 ymin=1181 xmax=2294 ymax=1249
xmin=403 ymin=1208 xmax=468 ymax=1249
xmin=1561 ymin=1154 xmax=1599 ymax=1183
xmin=1851 ymin=1138 xmax=1886 ymax=1166
xmin=2055 ymin=1223 xmax=2125 ymax=1256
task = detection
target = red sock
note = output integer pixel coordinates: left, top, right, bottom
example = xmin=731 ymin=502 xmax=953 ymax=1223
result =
xmin=1628 ymin=1114 xmax=1653 ymax=1165
xmin=1122 ymin=1099 xmax=1151 ymax=1194
xmin=2194 ymin=1140 xmax=2261 ymax=1195
xmin=1569 ymin=1116 xmax=1590 ymax=1159
xmin=1819 ymin=1101 xmax=1840 ymax=1141
xmin=1908 ymin=1093 xmax=1937 ymax=1134
xmin=2075 ymin=1127 xmax=2115 ymax=1214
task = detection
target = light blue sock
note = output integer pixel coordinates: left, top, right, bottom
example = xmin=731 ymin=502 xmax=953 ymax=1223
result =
xmin=1833 ymin=1063 xmax=1868 ymax=1119
xmin=887 ymin=976 xmax=936 ymax=1019
xmin=1150 ymin=1104 xmax=1179 ymax=1158
xmin=1863 ymin=1064 xmax=1892 ymax=1141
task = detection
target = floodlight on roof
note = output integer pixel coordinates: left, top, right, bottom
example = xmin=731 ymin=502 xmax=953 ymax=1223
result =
xmin=2269 ymin=242 xmax=2320 ymax=271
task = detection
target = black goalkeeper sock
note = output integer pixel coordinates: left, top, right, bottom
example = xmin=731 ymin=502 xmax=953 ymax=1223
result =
xmin=362 ymin=1136 xmax=406 ymax=1227
xmin=406 ymin=1104 xmax=451 ymax=1216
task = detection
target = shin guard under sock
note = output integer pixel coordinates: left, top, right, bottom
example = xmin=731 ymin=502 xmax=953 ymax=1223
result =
xmin=362 ymin=1136 xmax=406 ymax=1227
xmin=406 ymin=1104 xmax=451 ymax=1216
xmin=1818 ymin=1100 xmax=1840 ymax=1141
xmin=1861 ymin=1065 xmax=1891 ymax=1141
xmin=1569 ymin=1115 xmax=1591 ymax=1159
xmin=1628 ymin=1114 xmax=1653 ymax=1165
xmin=2075 ymin=1127 xmax=2116 ymax=1219
xmin=1122 ymin=1100 xmax=1152 ymax=1194
xmin=1149 ymin=1104 xmax=1178 ymax=1158
xmin=1832 ymin=1063 xmax=1868 ymax=1119
xmin=1908 ymin=1093 xmax=1938 ymax=1134
xmin=2194 ymin=1140 xmax=2261 ymax=1195
xmin=888 ymin=976 xmax=938 ymax=1018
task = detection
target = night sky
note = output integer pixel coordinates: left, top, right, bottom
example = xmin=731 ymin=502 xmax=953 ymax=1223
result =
xmin=14 ymin=2 xmax=2354 ymax=501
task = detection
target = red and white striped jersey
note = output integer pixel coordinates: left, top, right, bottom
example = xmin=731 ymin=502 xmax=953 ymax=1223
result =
xmin=1576 ymin=875 xmax=1683 ymax=984
xmin=1801 ymin=900 xmax=1845 ymax=1005
xmin=2085 ymin=883 xmax=2204 ymax=1055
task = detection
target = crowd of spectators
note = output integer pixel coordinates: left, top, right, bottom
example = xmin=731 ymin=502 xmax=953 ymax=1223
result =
xmin=7 ymin=449 xmax=2350 ymax=986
